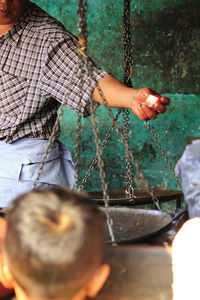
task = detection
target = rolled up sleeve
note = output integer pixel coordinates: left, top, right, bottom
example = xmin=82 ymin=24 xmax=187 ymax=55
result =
xmin=39 ymin=36 xmax=109 ymax=117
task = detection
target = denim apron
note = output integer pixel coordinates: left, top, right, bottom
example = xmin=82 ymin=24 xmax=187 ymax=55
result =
xmin=0 ymin=138 xmax=75 ymax=207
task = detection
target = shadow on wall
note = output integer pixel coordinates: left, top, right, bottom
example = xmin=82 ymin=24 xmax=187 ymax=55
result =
xmin=130 ymin=0 xmax=200 ymax=94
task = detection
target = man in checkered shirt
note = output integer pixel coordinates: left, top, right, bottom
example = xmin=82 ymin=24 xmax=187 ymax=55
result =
xmin=0 ymin=0 xmax=170 ymax=207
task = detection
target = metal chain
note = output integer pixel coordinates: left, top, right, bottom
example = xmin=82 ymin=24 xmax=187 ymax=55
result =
xmin=149 ymin=191 xmax=162 ymax=211
xmin=73 ymin=60 xmax=89 ymax=189
xmin=123 ymin=0 xmax=134 ymax=87
xmin=76 ymin=0 xmax=172 ymax=218
xmin=93 ymin=87 xmax=152 ymax=209
xmin=77 ymin=0 xmax=135 ymax=198
xmin=95 ymin=84 xmax=135 ymax=146
xmin=86 ymin=59 xmax=115 ymax=243
xmin=78 ymin=1 xmax=138 ymax=192
xmin=77 ymin=0 xmax=88 ymax=40
xmin=128 ymin=147 xmax=162 ymax=211
xmin=78 ymin=110 xmax=121 ymax=190
xmin=77 ymin=0 xmax=115 ymax=243
xmin=145 ymin=121 xmax=182 ymax=189
xmin=123 ymin=0 xmax=178 ymax=210
xmin=122 ymin=0 xmax=163 ymax=209
xmin=77 ymin=0 xmax=109 ymax=201
xmin=122 ymin=0 xmax=136 ymax=198
xmin=93 ymin=85 xmax=150 ymax=203
xmin=73 ymin=0 xmax=89 ymax=189
xmin=121 ymin=108 xmax=135 ymax=198
xmin=33 ymin=106 xmax=65 ymax=188
xmin=74 ymin=114 xmax=82 ymax=189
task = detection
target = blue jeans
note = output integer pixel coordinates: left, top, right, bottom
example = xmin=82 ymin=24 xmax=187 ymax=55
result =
xmin=175 ymin=140 xmax=200 ymax=218
xmin=0 ymin=138 xmax=75 ymax=207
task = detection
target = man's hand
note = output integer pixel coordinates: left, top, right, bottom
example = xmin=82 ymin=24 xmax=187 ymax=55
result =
xmin=130 ymin=87 xmax=170 ymax=121
xmin=93 ymin=76 xmax=170 ymax=121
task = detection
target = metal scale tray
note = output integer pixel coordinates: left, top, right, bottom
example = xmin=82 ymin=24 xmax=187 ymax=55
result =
xmin=88 ymin=190 xmax=183 ymax=244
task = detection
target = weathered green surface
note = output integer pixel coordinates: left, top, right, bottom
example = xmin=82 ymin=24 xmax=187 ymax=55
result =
xmin=32 ymin=0 xmax=200 ymax=193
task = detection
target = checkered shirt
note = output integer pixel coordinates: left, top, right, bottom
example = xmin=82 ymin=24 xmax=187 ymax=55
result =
xmin=0 ymin=1 xmax=108 ymax=143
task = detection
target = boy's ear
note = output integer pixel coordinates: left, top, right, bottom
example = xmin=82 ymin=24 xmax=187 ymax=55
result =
xmin=86 ymin=264 xmax=110 ymax=298
xmin=0 ymin=217 xmax=7 ymax=250
xmin=0 ymin=258 xmax=14 ymax=290
xmin=0 ymin=217 xmax=13 ymax=290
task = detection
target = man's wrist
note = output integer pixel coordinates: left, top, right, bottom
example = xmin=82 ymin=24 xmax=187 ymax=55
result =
xmin=126 ymin=88 xmax=138 ymax=110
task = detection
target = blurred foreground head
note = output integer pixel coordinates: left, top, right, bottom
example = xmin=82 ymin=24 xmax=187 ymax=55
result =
xmin=0 ymin=187 xmax=110 ymax=300
xmin=172 ymin=217 xmax=200 ymax=300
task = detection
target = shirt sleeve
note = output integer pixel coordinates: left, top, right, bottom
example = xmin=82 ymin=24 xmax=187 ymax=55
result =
xmin=39 ymin=36 xmax=109 ymax=117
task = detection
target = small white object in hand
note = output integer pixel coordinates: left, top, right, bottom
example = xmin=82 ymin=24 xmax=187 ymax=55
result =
xmin=145 ymin=95 xmax=160 ymax=108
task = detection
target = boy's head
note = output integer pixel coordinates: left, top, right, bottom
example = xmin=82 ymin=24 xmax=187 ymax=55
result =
xmin=172 ymin=218 xmax=200 ymax=300
xmin=0 ymin=187 xmax=110 ymax=300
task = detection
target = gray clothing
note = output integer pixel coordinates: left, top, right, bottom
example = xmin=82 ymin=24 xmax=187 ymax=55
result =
xmin=175 ymin=140 xmax=200 ymax=218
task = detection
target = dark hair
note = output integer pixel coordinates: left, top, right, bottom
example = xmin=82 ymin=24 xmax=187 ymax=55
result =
xmin=3 ymin=187 xmax=104 ymax=299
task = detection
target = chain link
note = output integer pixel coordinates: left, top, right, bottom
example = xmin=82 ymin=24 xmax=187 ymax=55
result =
xmin=123 ymin=0 xmax=134 ymax=87
xmin=145 ymin=121 xmax=182 ymax=189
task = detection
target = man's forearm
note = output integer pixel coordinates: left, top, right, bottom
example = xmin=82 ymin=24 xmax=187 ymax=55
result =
xmin=93 ymin=75 xmax=136 ymax=109
xmin=92 ymin=75 xmax=170 ymax=121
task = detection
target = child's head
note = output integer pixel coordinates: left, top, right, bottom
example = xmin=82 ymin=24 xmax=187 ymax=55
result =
xmin=172 ymin=218 xmax=200 ymax=300
xmin=0 ymin=187 xmax=110 ymax=300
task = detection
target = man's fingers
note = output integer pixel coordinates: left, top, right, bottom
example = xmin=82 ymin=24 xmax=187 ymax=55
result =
xmin=133 ymin=104 xmax=157 ymax=121
xmin=145 ymin=95 xmax=169 ymax=114
xmin=157 ymin=104 xmax=167 ymax=114
xmin=160 ymin=96 xmax=170 ymax=105
xmin=142 ymin=105 xmax=157 ymax=120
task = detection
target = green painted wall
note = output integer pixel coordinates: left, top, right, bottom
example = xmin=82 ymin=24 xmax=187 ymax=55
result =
xmin=32 ymin=0 xmax=200 ymax=192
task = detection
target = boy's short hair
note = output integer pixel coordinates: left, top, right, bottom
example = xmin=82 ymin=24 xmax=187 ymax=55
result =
xmin=3 ymin=187 xmax=105 ymax=299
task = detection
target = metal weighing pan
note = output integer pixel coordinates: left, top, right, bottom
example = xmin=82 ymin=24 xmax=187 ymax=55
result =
xmin=100 ymin=207 xmax=173 ymax=244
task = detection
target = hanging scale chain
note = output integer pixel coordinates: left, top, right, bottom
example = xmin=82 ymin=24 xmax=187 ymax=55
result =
xmin=123 ymin=0 xmax=134 ymax=86
xmin=122 ymin=0 xmax=136 ymax=198
xmin=73 ymin=0 xmax=89 ymax=189
xmin=122 ymin=0 xmax=163 ymax=210
xmin=76 ymin=0 xmax=109 ymax=202
xmin=145 ymin=121 xmax=182 ymax=189
xmin=77 ymin=0 xmax=115 ymax=243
